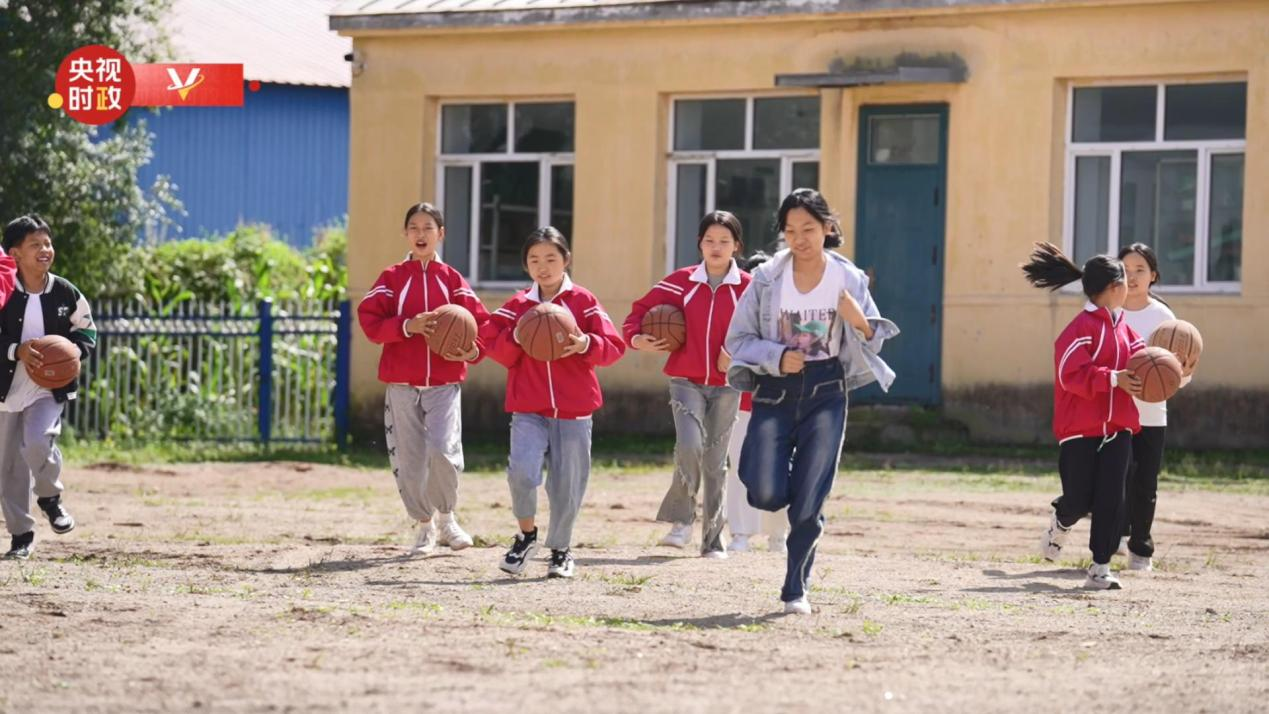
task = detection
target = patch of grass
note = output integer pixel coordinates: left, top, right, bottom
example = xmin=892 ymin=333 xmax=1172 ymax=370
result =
xmin=386 ymin=600 xmax=443 ymax=615
xmin=597 ymin=573 xmax=653 ymax=590
xmin=861 ymin=620 xmax=884 ymax=636
xmin=880 ymin=593 xmax=938 ymax=607
xmin=19 ymin=567 xmax=48 ymax=586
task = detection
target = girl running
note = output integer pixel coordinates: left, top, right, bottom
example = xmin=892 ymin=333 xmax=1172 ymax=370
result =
xmin=480 ymin=227 xmax=626 ymax=579
xmin=725 ymin=189 xmax=898 ymax=614
xmin=1116 ymin=243 xmax=1192 ymax=572
xmin=357 ymin=203 xmax=489 ymax=556
xmin=1023 ymin=242 xmax=1145 ymax=590
xmin=623 ymin=211 xmax=750 ymax=558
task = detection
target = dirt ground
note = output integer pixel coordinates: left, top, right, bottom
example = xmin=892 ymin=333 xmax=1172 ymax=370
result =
xmin=1 ymin=460 xmax=1265 ymax=713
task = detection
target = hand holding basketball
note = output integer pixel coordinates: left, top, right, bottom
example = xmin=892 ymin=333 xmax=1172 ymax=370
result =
xmin=1114 ymin=369 xmax=1143 ymax=398
xmin=405 ymin=313 xmax=433 ymax=337
xmin=559 ymin=333 xmax=590 ymax=358
xmin=632 ymin=334 xmax=670 ymax=352
xmin=639 ymin=305 xmax=686 ymax=352
xmin=22 ymin=335 xmax=81 ymax=389
xmin=17 ymin=340 xmax=44 ymax=369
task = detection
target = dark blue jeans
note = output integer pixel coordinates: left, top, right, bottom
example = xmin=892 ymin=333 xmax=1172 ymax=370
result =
xmin=738 ymin=359 xmax=847 ymax=602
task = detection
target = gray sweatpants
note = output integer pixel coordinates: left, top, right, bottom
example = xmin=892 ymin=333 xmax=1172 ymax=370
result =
xmin=383 ymin=384 xmax=462 ymax=522
xmin=508 ymin=413 xmax=592 ymax=551
xmin=0 ymin=398 xmax=65 ymax=536
xmin=656 ymin=379 xmax=740 ymax=553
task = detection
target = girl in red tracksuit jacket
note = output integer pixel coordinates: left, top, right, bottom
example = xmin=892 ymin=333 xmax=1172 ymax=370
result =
xmin=1022 ymin=242 xmax=1146 ymax=591
xmin=623 ymin=211 xmax=751 ymax=557
xmin=479 ymin=227 xmax=626 ymax=580
xmin=357 ymin=203 xmax=491 ymax=557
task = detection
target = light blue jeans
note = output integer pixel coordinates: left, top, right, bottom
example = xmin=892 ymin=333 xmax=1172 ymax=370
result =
xmin=656 ymin=379 xmax=740 ymax=553
xmin=508 ymin=413 xmax=593 ymax=551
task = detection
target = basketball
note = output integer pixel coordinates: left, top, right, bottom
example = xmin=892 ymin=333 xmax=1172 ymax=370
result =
xmin=424 ymin=304 xmax=477 ymax=357
xmin=1149 ymin=319 xmax=1203 ymax=375
xmin=25 ymin=335 xmax=81 ymax=389
xmin=1127 ymin=346 xmax=1183 ymax=403
xmin=516 ymin=303 xmax=580 ymax=361
xmin=640 ymin=304 xmax=687 ymax=352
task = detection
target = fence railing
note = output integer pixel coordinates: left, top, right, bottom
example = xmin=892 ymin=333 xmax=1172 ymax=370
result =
xmin=67 ymin=298 xmax=351 ymax=446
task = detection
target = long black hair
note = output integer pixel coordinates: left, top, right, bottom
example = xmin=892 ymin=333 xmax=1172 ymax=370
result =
xmin=777 ymin=188 xmax=843 ymax=249
xmin=1021 ymin=242 xmax=1124 ymax=299
xmin=1118 ymin=242 xmax=1169 ymax=306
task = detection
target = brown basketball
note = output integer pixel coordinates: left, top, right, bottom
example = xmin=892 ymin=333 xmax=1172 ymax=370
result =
xmin=640 ymin=304 xmax=687 ymax=352
xmin=516 ymin=303 xmax=580 ymax=362
xmin=1127 ymin=346 xmax=1183 ymax=403
xmin=424 ymin=304 xmax=477 ymax=357
xmin=25 ymin=335 xmax=81 ymax=389
xmin=1148 ymin=319 xmax=1203 ymax=375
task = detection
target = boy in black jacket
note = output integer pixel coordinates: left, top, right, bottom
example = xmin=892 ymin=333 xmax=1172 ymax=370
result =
xmin=0 ymin=215 xmax=96 ymax=560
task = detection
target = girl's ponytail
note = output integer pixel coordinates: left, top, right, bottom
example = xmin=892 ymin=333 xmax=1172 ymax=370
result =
xmin=1022 ymin=242 xmax=1083 ymax=291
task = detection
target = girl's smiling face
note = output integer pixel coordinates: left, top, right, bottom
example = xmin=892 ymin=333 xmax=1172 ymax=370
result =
xmin=1123 ymin=252 xmax=1156 ymax=300
xmin=525 ymin=242 xmax=569 ymax=289
xmin=404 ymin=212 xmax=444 ymax=262
xmin=11 ymin=230 xmax=54 ymax=276
xmin=699 ymin=225 xmax=739 ymax=274
xmin=782 ymin=207 xmax=829 ymax=260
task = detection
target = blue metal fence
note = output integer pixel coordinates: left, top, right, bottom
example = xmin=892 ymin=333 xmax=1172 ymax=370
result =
xmin=68 ymin=299 xmax=351 ymax=446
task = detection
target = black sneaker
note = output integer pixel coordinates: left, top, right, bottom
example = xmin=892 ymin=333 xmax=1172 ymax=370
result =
xmin=499 ymin=528 xmax=539 ymax=575
xmin=547 ymin=548 xmax=575 ymax=579
xmin=4 ymin=531 xmax=34 ymax=560
xmin=37 ymin=495 xmax=75 ymax=534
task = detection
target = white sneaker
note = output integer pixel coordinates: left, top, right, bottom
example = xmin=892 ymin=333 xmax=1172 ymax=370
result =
xmin=702 ymin=549 xmax=728 ymax=560
xmin=1040 ymin=510 xmax=1071 ymax=562
xmin=783 ymin=597 xmax=812 ymax=615
xmin=658 ymin=523 xmax=692 ymax=549
xmin=1115 ymin=536 xmax=1129 ymax=557
xmin=435 ymin=513 xmax=473 ymax=551
xmin=727 ymin=534 xmax=751 ymax=553
xmin=1084 ymin=562 xmax=1122 ymax=590
xmin=411 ymin=520 xmax=438 ymax=555
xmin=768 ymin=534 xmax=787 ymax=554
xmin=1127 ymin=553 xmax=1153 ymax=571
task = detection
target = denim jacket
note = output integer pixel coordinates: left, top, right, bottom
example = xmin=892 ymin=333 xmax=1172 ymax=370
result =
xmin=724 ymin=249 xmax=899 ymax=394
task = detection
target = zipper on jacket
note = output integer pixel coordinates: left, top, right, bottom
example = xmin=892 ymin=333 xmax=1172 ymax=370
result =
xmin=423 ymin=264 xmax=431 ymax=388
xmin=703 ymin=285 xmax=718 ymax=386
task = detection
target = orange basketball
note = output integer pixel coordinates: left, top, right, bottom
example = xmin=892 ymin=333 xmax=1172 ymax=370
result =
xmin=516 ymin=303 xmax=579 ymax=362
xmin=424 ymin=304 xmax=477 ymax=357
xmin=640 ymin=304 xmax=687 ymax=352
xmin=25 ymin=335 xmax=81 ymax=389
xmin=1148 ymin=319 xmax=1203 ymax=375
xmin=1127 ymin=346 xmax=1183 ymax=403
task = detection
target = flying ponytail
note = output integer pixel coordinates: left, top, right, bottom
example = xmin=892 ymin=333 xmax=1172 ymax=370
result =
xmin=1022 ymin=242 xmax=1125 ymax=300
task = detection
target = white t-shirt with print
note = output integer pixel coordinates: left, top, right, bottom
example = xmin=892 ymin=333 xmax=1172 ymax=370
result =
xmin=1123 ymin=297 xmax=1177 ymax=428
xmin=0 ymin=291 xmax=53 ymax=413
xmin=778 ymin=259 xmax=845 ymax=362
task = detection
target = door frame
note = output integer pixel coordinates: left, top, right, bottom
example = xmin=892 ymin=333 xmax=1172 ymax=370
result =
xmin=853 ymin=102 xmax=949 ymax=406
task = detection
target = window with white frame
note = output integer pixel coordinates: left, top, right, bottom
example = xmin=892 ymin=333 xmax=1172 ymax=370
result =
xmin=437 ymin=101 xmax=574 ymax=285
xmin=1065 ymin=81 xmax=1245 ymax=290
xmin=668 ymin=96 xmax=820 ymax=269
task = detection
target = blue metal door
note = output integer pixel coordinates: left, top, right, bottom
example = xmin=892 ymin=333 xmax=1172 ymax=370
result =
xmin=853 ymin=105 xmax=948 ymax=405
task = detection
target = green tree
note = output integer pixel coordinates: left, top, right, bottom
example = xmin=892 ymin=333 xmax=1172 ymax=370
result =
xmin=0 ymin=0 xmax=177 ymax=298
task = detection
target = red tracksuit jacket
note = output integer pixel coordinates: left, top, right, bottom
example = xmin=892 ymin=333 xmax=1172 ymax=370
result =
xmin=622 ymin=261 xmax=751 ymax=387
xmin=479 ymin=275 xmax=626 ymax=419
xmin=1053 ymin=304 xmax=1146 ymax=442
xmin=357 ymin=257 xmax=491 ymax=387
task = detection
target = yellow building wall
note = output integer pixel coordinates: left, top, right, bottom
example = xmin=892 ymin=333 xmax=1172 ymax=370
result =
xmin=340 ymin=0 xmax=1269 ymax=425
